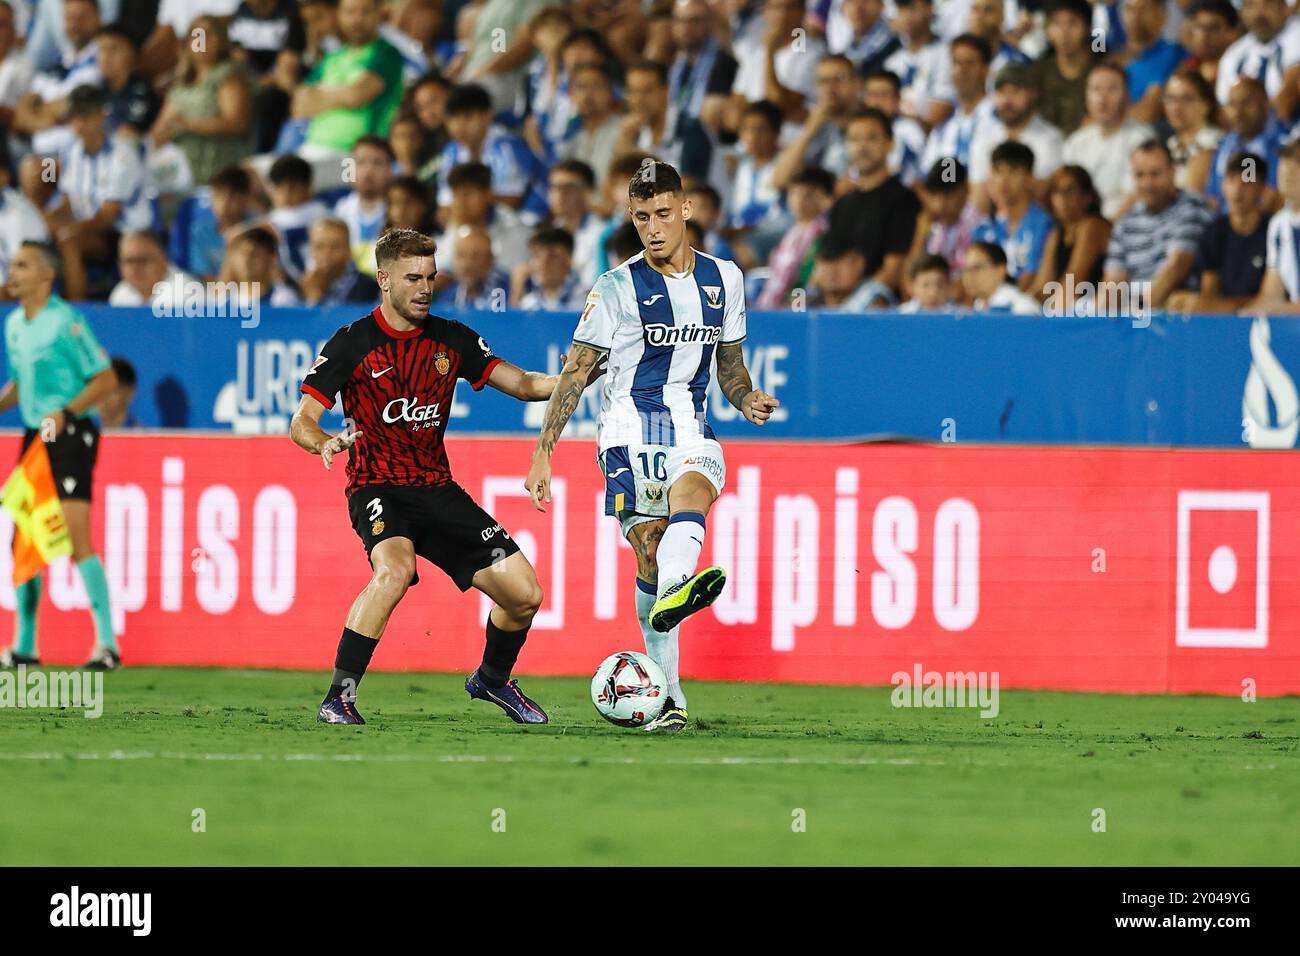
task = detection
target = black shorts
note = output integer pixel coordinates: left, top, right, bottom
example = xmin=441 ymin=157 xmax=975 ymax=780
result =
xmin=347 ymin=482 xmax=520 ymax=591
xmin=20 ymin=418 xmax=100 ymax=502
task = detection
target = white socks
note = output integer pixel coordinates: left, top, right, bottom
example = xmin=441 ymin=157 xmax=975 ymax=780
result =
xmin=655 ymin=511 xmax=706 ymax=601
xmin=636 ymin=579 xmax=685 ymax=707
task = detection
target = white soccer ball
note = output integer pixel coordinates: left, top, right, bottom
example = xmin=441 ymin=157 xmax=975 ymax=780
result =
xmin=590 ymin=651 xmax=668 ymax=727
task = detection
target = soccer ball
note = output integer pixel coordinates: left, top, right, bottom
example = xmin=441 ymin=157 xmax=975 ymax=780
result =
xmin=591 ymin=651 xmax=667 ymax=727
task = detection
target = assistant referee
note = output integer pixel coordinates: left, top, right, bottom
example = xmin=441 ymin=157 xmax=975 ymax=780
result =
xmin=0 ymin=241 xmax=120 ymax=669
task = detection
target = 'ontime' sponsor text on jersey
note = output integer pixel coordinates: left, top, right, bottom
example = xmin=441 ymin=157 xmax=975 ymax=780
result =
xmin=573 ymin=248 xmax=746 ymax=450
xmin=301 ymin=306 xmax=500 ymax=493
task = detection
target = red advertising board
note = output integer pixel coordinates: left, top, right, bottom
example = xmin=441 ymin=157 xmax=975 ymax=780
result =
xmin=2 ymin=434 xmax=1296 ymax=695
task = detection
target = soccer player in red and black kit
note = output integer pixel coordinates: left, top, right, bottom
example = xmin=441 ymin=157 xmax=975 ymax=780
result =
xmin=291 ymin=229 xmax=559 ymax=725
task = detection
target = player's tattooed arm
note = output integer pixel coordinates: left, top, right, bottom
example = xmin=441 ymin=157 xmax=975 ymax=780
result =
xmin=716 ymin=342 xmax=780 ymax=426
xmin=525 ymin=343 xmax=604 ymax=511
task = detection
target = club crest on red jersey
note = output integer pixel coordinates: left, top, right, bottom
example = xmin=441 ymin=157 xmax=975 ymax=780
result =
xmin=435 ymin=351 xmax=450 ymax=376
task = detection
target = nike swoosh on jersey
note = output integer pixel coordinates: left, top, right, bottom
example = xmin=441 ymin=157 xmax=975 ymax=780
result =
xmin=370 ymin=367 xmax=394 ymax=378
xmin=641 ymin=294 xmax=664 ymax=306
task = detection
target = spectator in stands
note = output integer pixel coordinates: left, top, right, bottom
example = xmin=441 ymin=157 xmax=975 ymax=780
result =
xmin=724 ymin=0 xmax=826 ymax=128
xmin=770 ymin=54 xmax=861 ymax=189
xmin=1206 ymin=77 xmax=1285 ymax=209
xmin=809 ymin=234 xmax=893 ymax=310
xmin=920 ymin=34 xmax=993 ymax=174
xmin=174 ymin=165 xmax=258 ymax=281
xmin=436 ymin=225 xmax=509 ymax=310
xmin=617 ymin=60 xmax=724 ymax=195
xmin=380 ymin=0 xmax=441 ymax=83
xmin=756 ymin=165 xmax=834 ymax=309
xmin=1033 ymin=0 xmax=1095 ymax=136
xmin=141 ymin=0 xmax=254 ymax=78
xmin=1164 ymin=69 xmax=1223 ymax=194
xmin=50 ymin=84 xmax=156 ymax=301
xmin=1033 ymin=165 xmax=1110 ymax=311
xmin=229 ymin=0 xmax=308 ymax=153
xmin=909 ymin=159 xmax=980 ymax=277
xmin=1182 ymin=0 xmax=1240 ymax=91
xmin=437 ymin=82 xmax=546 ymax=218
xmin=299 ymin=217 xmax=381 ymax=305
xmin=545 ymin=160 xmax=604 ymax=285
xmin=863 ymin=70 xmax=926 ymax=187
xmin=727 ymin=100 xmax=789 ymax=262
xmin=962 ymin=240 xmax=1041 ymax=314
xmin=1246 ymin=140 xmax=1300 ymax=313
xmin=108 ymin=230 xmax=194 ymax=308
xmin=1115 ymin=0 xmax=1187 ymax=123
xmin=824 ymin=107 xmax=921 ymax=297
xmin=265 ymin=153 xmax=332 ymax=282
xmin=603 ymin=221 xmax=642 ymax=268
xmin=900 ymin=254 xmax=953 ymax=311
xmin=17 ymin=154 xmax=59 ymax=221
xmin=826 ymin=0 xmax=899 ymax=77
xmin=453 ymin=0 xmax=559 ymax=113
xmin=293 ymin=0 xmax=404 ymax=178
xmin=883 ymin=0 xmax=950 ymax=129
xmin=1063 ymin=63 xmax=1155 ymax=219
xmin=1103 ymin=140 xmax=1214 ymax=307
xmin=98 ymin=357 xmax=138 ymax=429
xmin=218 ymin=225 xmax=302 ymax=306
xmin=514 ymin=226 xmax=583 ymax=310
xmin=556 ymin=63 xmax=622 ymax=191
xmin=335 ymin=135 xmax=392 ymax=277
xmin=666 ymin=0 xmax=737 ymax=123
xmin=0 ymin=0 xmax=33 ymax=131
xmin=150 ymin=15 xmax=254 ymax=187
xmin=968 ymin=63 xmax=1064 ymax=188
xmin=96 ymin=23 xmax=160 ymax=139
xmin=519 ymin=6 xmax=579 ymax=165
xmin=13 ymin=0 xmax=101 ymax=153
xmin=686 ymin=184 xmax=738 ymax=263
xmin=297 ymin=0 xmax=344 ymax=76
xmin=384 ymin=175 xmax=438 ymax=235
xmin=0 ymin=178 xmax=52 ymax=293
xmin=389 ymin=112 xmax=437 ymax=187
xmin=1169 ymin=153 xmax=1269 ymax=314
xmin=974 ymin=141 xmax=1054 ymax=291
xmin=1215 ymin=0 xmax=1300 ymax=113
xmin=966 ymin=0 xmax=1029 ymax=85
xmin=434 ymin=162 xmax=529 ymax=275
xmin=399 ymin=72 xmax=451 ymax=167
xmin=592 ymin=153 xmax=651 ymax=268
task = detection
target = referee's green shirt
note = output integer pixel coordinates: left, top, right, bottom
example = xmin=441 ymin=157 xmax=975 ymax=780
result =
xmin=4 ymin=295 xmax=111 ymax=430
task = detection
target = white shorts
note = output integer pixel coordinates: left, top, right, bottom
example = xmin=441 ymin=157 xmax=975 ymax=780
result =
xmin=598 ymin=439 xmax=727 ymax=536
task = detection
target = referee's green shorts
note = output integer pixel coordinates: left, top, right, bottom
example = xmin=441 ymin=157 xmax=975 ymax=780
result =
xmin=20 ymin=418 xmax=100 ymax=502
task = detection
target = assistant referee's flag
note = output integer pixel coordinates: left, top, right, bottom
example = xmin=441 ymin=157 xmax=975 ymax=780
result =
xmin=1 ymin=439 xmax=72 ymax=584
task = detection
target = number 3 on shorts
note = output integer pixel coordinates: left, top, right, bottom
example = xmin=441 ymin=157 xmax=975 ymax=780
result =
xmin=367 ymin=497 xmax=383 ymax=521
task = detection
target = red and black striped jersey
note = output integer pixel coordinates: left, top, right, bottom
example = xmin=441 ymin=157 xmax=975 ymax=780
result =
xmin=301 ymin=306 xmax=501 ymax=494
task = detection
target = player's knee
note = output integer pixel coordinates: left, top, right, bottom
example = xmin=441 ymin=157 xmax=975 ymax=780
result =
xmin=509 ymin=579 xmax=544 ymax=621
xmin=371 ymin=561 xmax=414 ymax=601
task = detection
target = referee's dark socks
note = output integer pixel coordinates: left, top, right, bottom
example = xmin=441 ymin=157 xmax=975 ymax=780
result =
xmin=326 ymin=628 xmax=379 ymax=700
xmin=478 ymin=616 xmax=530 ymax=688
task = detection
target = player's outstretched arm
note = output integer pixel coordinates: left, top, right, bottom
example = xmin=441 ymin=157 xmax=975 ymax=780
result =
xmin=524 ymin=343 xmax=604 ymax=512
xmin=485 ymin=359 xmax=558 ymax=402
xmin=716 ymin=342 xmax=779 ymax=426
xmin=290 ymin=394 xmax=362 ymax=471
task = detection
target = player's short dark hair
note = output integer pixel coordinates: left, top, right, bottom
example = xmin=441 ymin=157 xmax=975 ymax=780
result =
xmin=863 ymin=69 xmax=902 ymax=95
xmin=375 ymin=228 xmax=438 ymax=271
xmin=353 ymin=134 xmax=395 ymax=161
xmin=951 ymin=33 xmax=993 ymax=65
xmin=968 ymin=240 xmax=1008 ymax=269
xmin=1189 ymin=0 xmax=1238 ymax=28
xmin=846 ymin=107 xmax=894 ymax=140
xmin=742 ymin=99 xmax=784 ymax=132
xmin=211 ymin=164 xmax=253 ymax=193
xmin=911 ymin=253 xmax=950 ymax=278
xmin=446 ymin=83 xmax=493 ymax=116
xmin=1227 ymin=151 xmax=1268 ymax=182
xmin=446 ymin=161 xmax=492 ymax=192
xmin=1045 ymin=0 xmax=1092 ymax=26
xmin=605 ymin=222 xmax=642 ymax=263
xmin=66 ymin=84 xmax=106 ymax=117
xmin=990 ymin=140 xmax=1036 ymax=173
xmin=925 ymin=159 xmax=969 ymax=192
xmin=790 ymin=165 xmax=835 ymax=194
xmin=268 ymin=153 xmax=312 ymax=187
xmin=550 ymin=159 xmax=596 ymax=189
xmin=628 ymin=159 xmax=683 ymax=201
xmin=111 ymin=356 xmax=138 ymax=388
xmin=97 ymin=21 xmax=137 ymax=47
xmin=530 ymin=226 xmax=574 ymax=253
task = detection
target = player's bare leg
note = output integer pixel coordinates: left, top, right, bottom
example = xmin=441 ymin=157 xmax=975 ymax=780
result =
xmin=464 ymin=551 xmax=549 ymax=723
xmin=648 ymin=471 xmax=727 ymax=634
xmin=318 ymin=536 xmax=415 ymax=724
xmin=63 ymin=499 xmax=119 ymax=670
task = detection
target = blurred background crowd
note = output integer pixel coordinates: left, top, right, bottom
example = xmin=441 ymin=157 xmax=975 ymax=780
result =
xmin=3 ymin=0 xmax=1300 ymax=316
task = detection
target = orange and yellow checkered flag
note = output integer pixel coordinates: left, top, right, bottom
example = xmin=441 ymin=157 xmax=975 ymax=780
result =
xmin=1 ymin=439 xmax=72 ymax=584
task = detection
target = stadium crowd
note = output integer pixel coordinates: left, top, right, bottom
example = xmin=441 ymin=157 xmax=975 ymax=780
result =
xmin=2 ymin=0 xmax=1300 ymax=316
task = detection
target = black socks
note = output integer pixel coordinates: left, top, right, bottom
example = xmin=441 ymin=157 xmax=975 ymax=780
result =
xmin=478 ymin=617 xmax=530 ymax=688
xmin=326 ymin=628 xmax=378 ymax=700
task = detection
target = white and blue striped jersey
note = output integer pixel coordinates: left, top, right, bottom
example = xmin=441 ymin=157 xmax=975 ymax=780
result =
xmin=573 ymin=249 xmax=746 ymax=452
xmin=1265 ymin=207 xmax=1300 ymax=301
xmin=60 ymin=134 xmax=154 ymax=233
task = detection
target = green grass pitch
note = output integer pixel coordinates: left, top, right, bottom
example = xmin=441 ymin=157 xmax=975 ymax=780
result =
xmin=2 ymin=668 xmax=1297 ymax=866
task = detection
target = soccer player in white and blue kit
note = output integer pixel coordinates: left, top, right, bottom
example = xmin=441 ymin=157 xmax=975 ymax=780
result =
xmin=526 ymin=160 xmax=779 ymax=732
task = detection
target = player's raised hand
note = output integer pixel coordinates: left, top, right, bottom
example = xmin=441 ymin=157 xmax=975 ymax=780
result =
xmin=741 ymin=389 xmax=780 ymax=426
xmin=319 ymin=428 xmax=362 ymax=470
xmin=525 ymin=455 xmax=552 ymax=512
